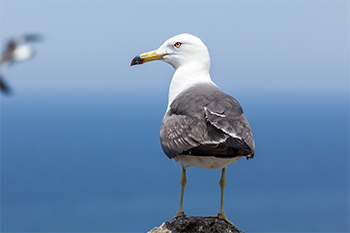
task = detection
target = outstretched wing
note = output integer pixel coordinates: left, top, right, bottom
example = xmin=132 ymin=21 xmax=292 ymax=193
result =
xmin=13 ymin=34 xmax=42 ymax=45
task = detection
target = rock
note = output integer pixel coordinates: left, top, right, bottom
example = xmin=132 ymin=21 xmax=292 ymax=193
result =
xmin=148 ymin=216 xmax=245 ymax=233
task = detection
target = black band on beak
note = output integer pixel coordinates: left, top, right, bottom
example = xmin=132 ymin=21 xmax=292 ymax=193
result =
xmin=130 ymin=55 xmax=144 ymax=66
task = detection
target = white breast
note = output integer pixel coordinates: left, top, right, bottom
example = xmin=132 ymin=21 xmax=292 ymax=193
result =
xmin=174 ymin=154 xmax=244 ymax=169
xmin=13 ymin=45 xmax=34 ymax=61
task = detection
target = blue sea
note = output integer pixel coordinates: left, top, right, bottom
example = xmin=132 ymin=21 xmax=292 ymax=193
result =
xmin=1 ymin=88 xmax=349 ymax=232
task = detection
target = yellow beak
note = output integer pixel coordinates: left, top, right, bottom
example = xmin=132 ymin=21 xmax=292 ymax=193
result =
xmin=130 ymin=50 xmax=166 ymax=66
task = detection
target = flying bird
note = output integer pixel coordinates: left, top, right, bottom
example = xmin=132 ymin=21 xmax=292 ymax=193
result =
xmin=0 ymin=34 xmax=42 ymax=94
xmin=131 ymin=33 xmax=255 ymax=226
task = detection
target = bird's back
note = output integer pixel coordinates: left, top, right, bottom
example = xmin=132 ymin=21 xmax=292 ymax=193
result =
xmin=160 ymin=83 xmax=255 ymax=162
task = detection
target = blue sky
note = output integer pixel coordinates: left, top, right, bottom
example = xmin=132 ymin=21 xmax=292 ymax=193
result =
xmin=0 ymin=1 xmax=348 ymax=96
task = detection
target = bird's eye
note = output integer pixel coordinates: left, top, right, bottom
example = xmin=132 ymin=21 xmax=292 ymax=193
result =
xmin=174 ymin=42 xmax=182 ymax=48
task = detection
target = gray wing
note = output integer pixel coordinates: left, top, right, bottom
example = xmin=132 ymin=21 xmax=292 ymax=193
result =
xmin=1 ymin=41 xmax=15 ymax=64
xmin=21 ymin=34 xmax=42 ymax=43
xmin=13 ymin=34 xmax=42 ymax=45
xmin=204 ymin=93 xmax=255 ymax=156
xmin=160 ymin=83 xmax=255 ymax=159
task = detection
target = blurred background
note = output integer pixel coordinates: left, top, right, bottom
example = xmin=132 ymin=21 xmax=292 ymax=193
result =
xmin=0 ymin=1 xmax=349 ymax=232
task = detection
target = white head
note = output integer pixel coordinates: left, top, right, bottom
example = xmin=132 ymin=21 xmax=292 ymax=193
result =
xmin=156 ymin=33 xmax=210 ymax=70
xmin=131 ymin=33 xmax=210 ymax=71
xmin=131 ymin=33 xmax=215 ymax=109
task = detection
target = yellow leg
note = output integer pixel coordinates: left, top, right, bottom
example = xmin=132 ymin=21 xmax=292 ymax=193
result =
xmin=218 ymin=167 xmax=236 ymax=227
xmin=174 ymin=167 xmax=187 ymax=218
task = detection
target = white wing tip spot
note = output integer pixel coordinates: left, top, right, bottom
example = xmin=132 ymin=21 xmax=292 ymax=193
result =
xmin=209 ymin=110 xmax=226 ymax=117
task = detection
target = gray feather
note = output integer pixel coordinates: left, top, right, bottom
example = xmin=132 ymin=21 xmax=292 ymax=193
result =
xmin=160 ymin=83 xmax=255 ymax=159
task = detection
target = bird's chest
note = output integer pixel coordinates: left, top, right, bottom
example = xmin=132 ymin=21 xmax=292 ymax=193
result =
xmin=174 ymin=154 xmax=242 ymax=169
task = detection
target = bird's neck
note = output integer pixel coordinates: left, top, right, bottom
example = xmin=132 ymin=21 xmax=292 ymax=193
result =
xmin=167 ymin=63 xmax=215 ymax=110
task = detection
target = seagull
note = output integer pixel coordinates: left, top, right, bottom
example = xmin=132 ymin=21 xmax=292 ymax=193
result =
xmin=0 ymin=34 xmax=42 ymax=94
xmin=131 ymin=33 xmax=255 ymax=226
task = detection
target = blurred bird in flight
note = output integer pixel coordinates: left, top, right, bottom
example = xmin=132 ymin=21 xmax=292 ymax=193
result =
xmin=0 ymin=34 xmax=42 ymax=94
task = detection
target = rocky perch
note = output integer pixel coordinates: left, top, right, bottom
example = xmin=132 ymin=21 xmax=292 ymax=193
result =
xmin=148 ymin=216 xmax=245 ymax=233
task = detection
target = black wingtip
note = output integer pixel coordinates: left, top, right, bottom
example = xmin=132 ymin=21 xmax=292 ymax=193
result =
xmin=130 ymin=55 xmax=144 ymax=66
xmin=0 ymin=77 xmax=12 ymax=95
xmin=23 ymin=34 xmax=44 ymax=43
